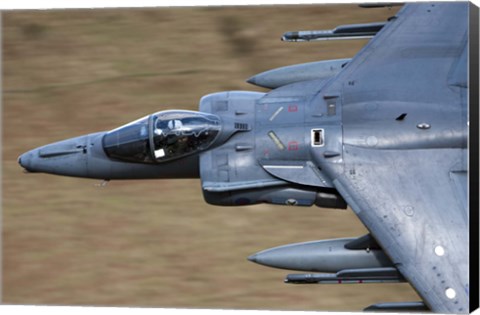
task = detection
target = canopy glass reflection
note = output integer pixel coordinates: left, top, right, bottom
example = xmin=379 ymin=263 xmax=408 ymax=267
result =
xmin=103 ymin=110 xmax=221 ymax=163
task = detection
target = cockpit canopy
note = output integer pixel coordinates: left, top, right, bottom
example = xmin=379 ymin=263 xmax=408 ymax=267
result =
xmin=103 ymin=110 xmax=221 ymax=163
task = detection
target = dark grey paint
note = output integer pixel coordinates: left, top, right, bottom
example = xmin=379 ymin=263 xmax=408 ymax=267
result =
xmin=18 ymin=3 xmax=469 ymax=313
xmin=247 ymin=58 xmax=350 ymax=89
xmin=248 ymin=237 xmax=393 ymax=273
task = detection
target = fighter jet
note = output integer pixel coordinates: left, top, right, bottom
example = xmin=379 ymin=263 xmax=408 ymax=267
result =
xmin=18 ymin=3 xmax=470 ymax=313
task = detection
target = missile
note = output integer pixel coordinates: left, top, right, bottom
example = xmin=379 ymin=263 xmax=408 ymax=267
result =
xmin=281 ymin=22 xmax=386 ymax=42
xmin=285 ymin=267 xmax=405 ymax=284
xmin=364 ymin=301 xmax=428 ymax=312
xmin=248 ymin=236 xmax=393 ymax=273
xmin=358 ymin=3 xmax=404 ymax=9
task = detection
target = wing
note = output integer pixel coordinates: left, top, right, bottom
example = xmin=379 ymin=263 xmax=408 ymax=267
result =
xmin=332 ymin=148 xmax=468 ymax=313
xmin=319 ymin=3 xmax=469 ymax=312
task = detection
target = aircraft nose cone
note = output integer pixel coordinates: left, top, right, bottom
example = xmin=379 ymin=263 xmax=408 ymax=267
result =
xmin=18 ymin=134 xmax=91 ymax=176
xmin=18 ymin=152 xmax=34 ymax=172
xmin=247 ymin=254 xmax=258 ymax=263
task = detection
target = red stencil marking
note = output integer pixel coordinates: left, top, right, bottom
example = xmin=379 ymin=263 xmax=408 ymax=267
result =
xmin=288 ymin=105 xmax=298 ymax=112
xmin=288 ymin=141 xmax=299 ymax=151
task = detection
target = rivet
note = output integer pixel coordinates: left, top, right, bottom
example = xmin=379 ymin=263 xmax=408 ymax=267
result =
xmin=435 ymin=246 xmax=445 ymax=256
xmin=403 ymin=206 xmax=414 ymax=216
xmin=445 ymin=288 xmax=456 ymax=299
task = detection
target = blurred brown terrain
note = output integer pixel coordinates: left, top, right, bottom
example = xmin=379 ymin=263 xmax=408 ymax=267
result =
xmin=3 ymin=4 xmax=420 ymax=311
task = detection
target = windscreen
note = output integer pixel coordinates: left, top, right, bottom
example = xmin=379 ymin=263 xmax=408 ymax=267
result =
xmin=103 ymin=116 xmax=153 ymax=163
xmin=103 ymin=110 xmax=221 ymax=163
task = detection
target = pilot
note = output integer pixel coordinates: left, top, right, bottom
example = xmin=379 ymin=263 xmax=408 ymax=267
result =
xmin=153 ymin=118 xmax=188 ymax=159
xmin=167 ymin=119 xmax=183 ymax=131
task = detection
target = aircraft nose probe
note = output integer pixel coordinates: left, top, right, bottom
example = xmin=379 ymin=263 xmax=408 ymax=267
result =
xmin=18 ymin=153 xmax=32 ymax=173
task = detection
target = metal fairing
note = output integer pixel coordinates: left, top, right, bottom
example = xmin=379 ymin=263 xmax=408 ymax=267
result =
xmin=255 ymin=79 xmax=341 ymax=188
xmin=198 ymin=86 xmax=341 ymax=206
xmin=199 ymin=91 xmax=273 ymax=190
